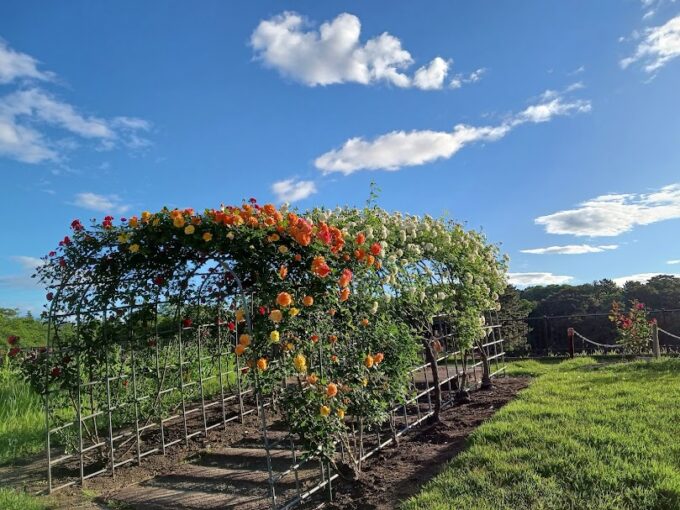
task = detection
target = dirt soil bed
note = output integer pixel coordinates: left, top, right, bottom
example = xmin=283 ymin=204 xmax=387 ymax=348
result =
xmin=322 ymin=376 xmax=530 ymax=510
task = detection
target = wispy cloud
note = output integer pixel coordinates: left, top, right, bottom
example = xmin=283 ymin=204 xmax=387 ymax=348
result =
xmin=251 ymin=12 xmax=472 ymax=91
xmin=315 ymin=88 xmax=590 ymax=175
xmin=507 ymin=272 xmax=573 ymax=287
xmin=0 ymin=88 xmax=152 ymax=163
xmin=11 ymin=255 xmax=45 ymax=270
xmin=667 ymin=259 xmax=680 ymax=265
xmin=520 ymin=244 xmax=618 ymax=255
xmin=0 ymin=39 xmax=54 ymax=84
xmin=613 ymin=272 xmax=680 ymax=286
xmin=621 ymin=14 xmax=680 ymax=73
xmin=0 ymin=40 xmax=152 ymax=165
xmin=71 ymin=192 xmax=130 ymax=214
xmin=535 ymin=183 xmax=680 ymax=237
xmin=271 ymin=179 xmax=317 ymax=203
xmin=450 ymin=67 xmax=486 ymax=89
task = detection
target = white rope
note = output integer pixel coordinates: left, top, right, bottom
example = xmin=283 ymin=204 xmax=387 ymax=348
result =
xmin=658 ymin=327 xmax=680 ymax=341
xmin=572 ymin=330 xmax=624 ymax=349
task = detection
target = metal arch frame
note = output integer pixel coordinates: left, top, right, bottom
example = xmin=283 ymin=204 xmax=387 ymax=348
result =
xmin=43 ymin=257 xmax=263 ymax=493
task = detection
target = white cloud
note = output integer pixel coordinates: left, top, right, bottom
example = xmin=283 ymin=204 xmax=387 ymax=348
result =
xmin=0 ymin=39 xmax=54 ymax=84
xmin=72 ymin=192 xmax=130 ymax=213
xmin=0 ymin=88 xmax=151 ymax=163
xmin=535 ymin=183 xmax=680 ymax=237
xmin=413 ymin=57 xmax=450 ymax=90
xmin=507 ymin=272 xmax=574 ymax=287
xmin=315 ymin=91 xmax=590 ymax=174
xmin=271 ymin=179 xmax=317 ymax=203
xmin=667 ymin=259 xmax=680 ymax=264
xmin=621 ymin=14 xmax=680 ymax=72
xmin=11 ymin=256 xmax=45 ymax=270
xmin=613 ymin=272 xmax=680 ymax=286
xmin=251 ymin=12 xmax=461 ymax=90
xmin=520 ymin=244 xmax=618 ymax=255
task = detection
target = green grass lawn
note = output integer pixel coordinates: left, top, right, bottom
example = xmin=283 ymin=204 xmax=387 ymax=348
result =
xmin=404 ymin=357 xmax=680 ymax=510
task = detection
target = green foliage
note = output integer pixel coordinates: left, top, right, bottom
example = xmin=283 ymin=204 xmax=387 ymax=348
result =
xmin=404 ymin=358 xmax=680 ymax=510
xmin=0 ymin=308 xmax=46 ymax=348
xmin=0 ymin=358 xmax=45 ymax=465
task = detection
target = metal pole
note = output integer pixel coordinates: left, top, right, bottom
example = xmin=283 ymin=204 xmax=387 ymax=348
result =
xmin=652 ymin=322 xmax=661 ymax=358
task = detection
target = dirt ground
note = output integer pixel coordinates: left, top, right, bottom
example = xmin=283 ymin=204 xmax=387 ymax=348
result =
xmin=322 ymin=376 xmax=530 ymax=510
xmin=2 ymin=377 xmax=529 ymax=509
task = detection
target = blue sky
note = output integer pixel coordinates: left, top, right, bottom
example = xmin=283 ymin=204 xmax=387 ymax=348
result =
xmin=1 ymin=0 xmax=680 ymax=312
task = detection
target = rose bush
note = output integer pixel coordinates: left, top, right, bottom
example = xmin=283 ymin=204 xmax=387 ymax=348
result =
xmin=609 ymin=300 xmax=654 ymax=354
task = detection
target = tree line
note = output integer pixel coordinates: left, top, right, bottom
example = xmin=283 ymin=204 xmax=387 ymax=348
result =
xmin=498 ymin=275 xmax=680 ymax=354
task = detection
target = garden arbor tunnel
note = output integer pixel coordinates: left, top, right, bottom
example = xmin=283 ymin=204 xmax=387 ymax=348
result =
xmin=33 ymin=204 xmax=507 ymax=508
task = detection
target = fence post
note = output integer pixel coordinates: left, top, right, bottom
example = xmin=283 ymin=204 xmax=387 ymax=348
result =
xmin=652 ymin=322 xmax=660 ymax=358
xmin=567 ymin=327 xmax=574 ymax=359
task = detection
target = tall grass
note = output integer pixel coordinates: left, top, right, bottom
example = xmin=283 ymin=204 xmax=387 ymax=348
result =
xmin=0 ymin=357 xmax=45 ymax=465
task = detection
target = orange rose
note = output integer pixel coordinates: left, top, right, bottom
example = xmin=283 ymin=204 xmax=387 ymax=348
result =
xmin=234 ymin=344 xmax=246 ymax=356
xmin=278 ymin=265 xmax=288 ymax=279
xmin=257 ymin=358 xmax=268 ymax=371
xmin=326 ymin=383 xmax=338 ymax=398
xmin=239 ymin=334 xmax=251 ymax=346
xmin=276 ymin=292 xmax=293 ymax=307
xmin=302 ymin=295 xmax=314 ymax=307
xmin=364 ymin=354 xmax=374 ymax=368
xmin=306 ymin=373 xmax=318 ymax=385
xmin=339 ymin=288 xmax=350 ymax=302
xmin=356 ymin=232 xmax=366 ymax=245
xmin=310 ymin=334 xmax=319 ymax=343
xmin=360 ymin=318 xmax=369 ymax=327
xmin=370 ymin=242 xmax=382 ymax=256
xmin=294 ymin=253 xmax=302 ymax=262
xmin=328 ymin=335 xmax=338 ymax=344
xmin=374 ymin=352 xmax=384 ymax=364
xmin=269 ymin=309 xmax=283 ymax=323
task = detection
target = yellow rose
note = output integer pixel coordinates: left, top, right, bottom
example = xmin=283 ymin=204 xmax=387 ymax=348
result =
xmin=337 ymin=408 xmax=345 ymax=419
xmin=293 ymin=353 xmax=307 ymax=373
xmin=141 ymin=211 xmax=151 ymax=223
xmin=184 ymin=225 xmax=195 ymax=235
xmin=320 ymin=405 xmax=331 ymax=417
xmin=226 ymin=232 xmax=235 ymax=240
xmin=270 ymin=330 xmax=280 ymax=343
xmin=278 ymin=245 xmax=288 ymax=254
xmin=152 ymin=218 xmax=161 ymax=226
xmin=202 ymin=232 xmax=213 ymax=242
xmin=117 ymin=233 xmax=129 ymax=244
xmin=289 ymin=307 xmax=300 ymax=317
xmin=173 ymin=217 xmax=185 ymax=228
xmin=129 ymin=244 xmax=140 ymax=253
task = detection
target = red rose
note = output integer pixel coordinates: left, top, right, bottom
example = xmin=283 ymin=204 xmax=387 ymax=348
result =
xmin=153 ymin=276 xmax=165 ymax=286
xmin=182 ymin=318 xmax=193 ymax=328
xmin=7 ymin=335 xmax=19 ymax=346
xmin=258 ymin=306 xmax=267 ymax=316
xmin=370 ymin=242 xmax=382 ymax=256
xmin=227 ymin=322 xmax=236 ymax=331
xmin=147 ymin=339 xmax=157 ymax=348
xmin=51 ymin=367 xmax=61 ymax=378
xmin=8 ymin=347 xmax=20 ymax=358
